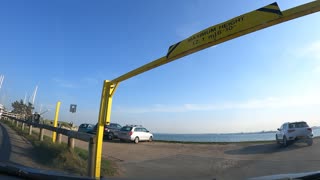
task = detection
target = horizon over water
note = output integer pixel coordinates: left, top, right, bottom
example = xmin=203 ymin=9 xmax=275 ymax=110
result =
xmin=153 ymin=128 xmax=320 ymax=142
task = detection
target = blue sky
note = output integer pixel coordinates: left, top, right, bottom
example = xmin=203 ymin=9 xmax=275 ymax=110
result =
xmin=1 ymin=0 xmax=320 ymax=133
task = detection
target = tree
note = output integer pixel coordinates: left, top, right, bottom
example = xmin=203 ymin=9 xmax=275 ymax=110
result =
xmin=11 ymin=99 xmax=34 ymax=118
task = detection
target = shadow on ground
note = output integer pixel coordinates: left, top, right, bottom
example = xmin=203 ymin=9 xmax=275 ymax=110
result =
xmin=0 ymin=123 xmax=11 ymax=161
xmin=225 ymin=142 xmax=309 ymax=155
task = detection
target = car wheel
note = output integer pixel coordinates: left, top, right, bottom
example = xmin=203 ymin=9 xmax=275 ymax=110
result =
xmin=108 ymin=133 xmax=113 ymax=140
xmin=283 ymin=136 xmax=288 ymax=147
xmin=134 ymin=137 xmax=139 ymax=144
xmin=307 ymin=138 xmax=313 ymax=146
xmin=276 ymin=135 xmax=280 ymax=145
xmin=149 ymin=136 xmax=153 ymax=142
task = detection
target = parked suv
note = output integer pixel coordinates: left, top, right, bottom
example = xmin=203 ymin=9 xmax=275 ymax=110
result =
xmin=276 ymin=121 xmax=313 ymax=147
xmin=118 ymin=125 xmax=153 ymax=144
xmin=91 ymin=123 xmax=122 ymax=140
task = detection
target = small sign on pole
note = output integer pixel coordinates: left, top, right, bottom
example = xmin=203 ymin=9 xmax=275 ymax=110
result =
xmin=70 ymin=104 xmax=77 ymax=113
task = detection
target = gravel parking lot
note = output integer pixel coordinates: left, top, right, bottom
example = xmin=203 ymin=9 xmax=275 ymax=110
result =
xmin=35 ymin=128 xmax=320 ymax=180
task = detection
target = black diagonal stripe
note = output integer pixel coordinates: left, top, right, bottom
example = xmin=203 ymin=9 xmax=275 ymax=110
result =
xmin=270 ymin=2 xmax=278 ymax=7
xmin=166 ymin=42 xmax=181 ymax=58
xmin=257 ymin=8 xmax=282 ymax=15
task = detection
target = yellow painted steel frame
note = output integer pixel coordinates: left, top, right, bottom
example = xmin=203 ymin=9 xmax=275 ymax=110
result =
xmin=52 ymin=101 xmax=61 ymax=143
xmin=93 ymin=1 xmax=320 ymax=178
xmin=111 ymin=0 xmax=320 ymax=84
xmin=94 ymin=81 xmax=118 ymax=178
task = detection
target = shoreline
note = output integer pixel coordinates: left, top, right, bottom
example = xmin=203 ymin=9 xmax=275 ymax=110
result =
xmin=153 ymin=136 xmax=320 ymax=144
xmin=153 ymin=139 xmax=275 ymax=144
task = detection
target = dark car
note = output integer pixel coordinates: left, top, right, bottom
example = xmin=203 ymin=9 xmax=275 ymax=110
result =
xmin=91 ymin=123 xmax=122 ymax=140
xmin=78 ymin=123 xmax=95 ymax=133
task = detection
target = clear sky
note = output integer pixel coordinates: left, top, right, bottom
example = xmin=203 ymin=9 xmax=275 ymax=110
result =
xmin=1 ymin=0 xmax=320 ymax=133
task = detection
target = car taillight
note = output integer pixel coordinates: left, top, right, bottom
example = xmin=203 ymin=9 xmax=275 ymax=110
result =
xmin=288 ymin=129 xmax=295 ymax=133
xmin=128 ymin=131 xmax=133 ymax=136
xmin=307 ymin=128 xmax=312 ymax=131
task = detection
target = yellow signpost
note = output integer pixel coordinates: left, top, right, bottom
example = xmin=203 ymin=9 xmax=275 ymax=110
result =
xmin=52 ymin=101 xmax=61 ymax=143
xmin=93 ymin=1 xmax=320 ymax=178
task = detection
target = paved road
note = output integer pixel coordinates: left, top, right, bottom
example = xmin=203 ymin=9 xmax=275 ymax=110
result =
xmin=7 ymin=124 xmax=320 ymax=179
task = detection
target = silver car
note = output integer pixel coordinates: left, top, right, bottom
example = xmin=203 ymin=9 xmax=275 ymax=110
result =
xmin=118 ymin=125 xmax=153 ymax=144
xmin=276 ymin=121 xmax=313 ymax=147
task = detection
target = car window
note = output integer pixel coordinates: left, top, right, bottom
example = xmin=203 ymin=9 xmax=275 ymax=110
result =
xmin=121 ymin=126 xmax=132 ymax=132
xmin=134 ymin=128 xmax=140 ymax=132
xmin=117 ymin=124 xmax=122 ymax=129
xmin=289 ymin=122 xmax=308 ymax=128
xmin=279 ymin=125 xmax=283 ymax=130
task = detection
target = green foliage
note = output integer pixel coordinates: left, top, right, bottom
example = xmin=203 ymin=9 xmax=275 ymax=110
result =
xmin=11 ymin=99 xmax=34 ymax=117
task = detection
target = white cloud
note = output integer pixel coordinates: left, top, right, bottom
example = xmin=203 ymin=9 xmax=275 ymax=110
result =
xmin=52 ymin=78 xmax=76 ymax=88
xmin=82 ymin=77 xmax=99 ymax=85
xmin=298 ymin=41 xmax=320 ymax=60
xmin=313 ymin=65 xmax=320 ymax=73
xmin=114 ymin=94 xmax=320 ymax=113
xmin=283 ymin=40 xmax=320 ymax=73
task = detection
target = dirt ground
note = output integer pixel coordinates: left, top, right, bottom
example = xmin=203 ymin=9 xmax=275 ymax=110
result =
xmin=29 ymin=127 xmax=320 ymax=180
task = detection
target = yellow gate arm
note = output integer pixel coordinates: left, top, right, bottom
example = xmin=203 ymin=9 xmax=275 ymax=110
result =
xmin=111 ymin=0 xmax=320 ymax=84
xmin=94 ymin=1 xmax=320 ymax=178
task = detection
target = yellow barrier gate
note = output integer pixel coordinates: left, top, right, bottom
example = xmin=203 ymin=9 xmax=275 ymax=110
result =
xmin=94 ymin=1 xmax=320 ymax=178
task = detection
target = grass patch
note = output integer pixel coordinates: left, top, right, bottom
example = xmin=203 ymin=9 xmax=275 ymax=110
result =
xmin=1 ymin=119 xmax=118 ymax=177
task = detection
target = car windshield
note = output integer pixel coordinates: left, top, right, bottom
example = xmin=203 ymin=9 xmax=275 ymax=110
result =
xmin=0 ymin=1 xmax=320 ymax=180
xmin=289 ymin=122 xmax=309 ymax=128
xmin=80 ymin=124 xmax=88 ymax=128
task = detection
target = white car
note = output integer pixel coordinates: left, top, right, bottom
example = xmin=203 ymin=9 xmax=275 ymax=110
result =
xmin=118 ymin=125 xmax=153 ymax=144
xmin=276 ymin=121 xmax=313 ymax=147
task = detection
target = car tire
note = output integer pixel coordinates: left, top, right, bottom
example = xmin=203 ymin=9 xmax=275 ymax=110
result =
xmin=283 ymin=136 xmax=288 ymax=147
xmin=307 ymin=138 xmax=313 ymax=146
xmin=108 ymin=133 xmax=113 ymax=140
xmin=134 ymin=137 xmax=139 ymax=144
xmin=149 ymin=136 xmax=153 ymax=142
xmin=276 ymin=135 xmax=280 ymax=145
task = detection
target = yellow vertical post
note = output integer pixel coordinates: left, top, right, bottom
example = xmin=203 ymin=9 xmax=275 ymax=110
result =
xmin=94 ymin=80 xmax=117 ymax=178
xmin=52 ymin=101 xmax=61 ymax=143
